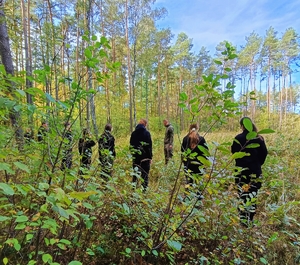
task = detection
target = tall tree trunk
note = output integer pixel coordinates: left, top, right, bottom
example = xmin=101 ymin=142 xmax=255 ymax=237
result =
xmin=157 ymin=54 xmax=161 ymax=117
xmin=125 ymin=0 xmax=133 ymax=132
xmin=21 ymin=0 xmax=34 ymax=121
xmin=0 ymin=0 xmax=23 ymax=148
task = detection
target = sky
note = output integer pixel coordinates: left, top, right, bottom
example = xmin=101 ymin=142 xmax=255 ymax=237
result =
xmin=154 ymin=0 xmax=300 ymax=54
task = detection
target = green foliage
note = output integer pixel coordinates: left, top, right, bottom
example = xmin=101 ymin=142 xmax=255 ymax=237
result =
xmin=0 ymin=31 xmax=299 ymax=265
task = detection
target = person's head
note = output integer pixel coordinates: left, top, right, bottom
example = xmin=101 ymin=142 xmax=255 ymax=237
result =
xmin=163 ymin=119 xmax=169 ymax=127
xmin=139 ymin=119 xmax=147 ymax=127
xmin=64 ymin=121 xmax=71 ymax=130
xmin=82 ymin=128 xmax=90 ymax=138
xmin=188 ymin=123 xmax=200 ymax=149
xmin=239 ymin=117 xmax=257 ymax=132
xmin=104 ymin=123 xmax=112 ymax=132
xmin=42 ymin=121 xmax=48 ymax=128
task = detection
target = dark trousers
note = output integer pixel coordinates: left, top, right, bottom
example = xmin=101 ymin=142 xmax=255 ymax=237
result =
xmin=132 ymin=160 xmax=151 ymax=190
xmin=99 ymin=156 xmax=113 ymax=181
xmin=164 ymin=144 xmax=173 ymax=164
xmin=236 ymin=171 xmax=262 ymax=225
xmin=61 ymin=153 xmax=73 ymax=170
xmin=79 ymin=157 xmax=92 ymax=175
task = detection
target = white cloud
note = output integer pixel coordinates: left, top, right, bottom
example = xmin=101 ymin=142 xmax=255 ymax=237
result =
xmin=155 ymin=0 xmax=300 ymax=53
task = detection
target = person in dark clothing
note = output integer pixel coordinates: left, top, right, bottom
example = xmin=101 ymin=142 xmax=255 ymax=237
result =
xmin=24 ymin=128 xmax=34 ymax=144
xmin=163 ymin=119 xmax=174 ymax=165
xmin=78 ymin=128 xmax=96 ymax=174
xmin=37 ymin=121 xmax=49 ymax=142
xmin=130 ymin=119 xmax=153 ymax=190
xmin=61 ymin=122 xmax=73 ymax=170
xmin=231 ymin=117 xmax=268 ymax=226
xmin=98 ymin=123 xmax=116 ymax=180
xmin=181 ymin=123 xmax=208 ymax=194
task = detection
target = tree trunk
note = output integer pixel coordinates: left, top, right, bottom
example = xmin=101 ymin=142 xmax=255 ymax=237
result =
xmin=0 ymin=0 xmax=23 ymax=148
xmin=125 ymin=0 xmax=133 ymax=132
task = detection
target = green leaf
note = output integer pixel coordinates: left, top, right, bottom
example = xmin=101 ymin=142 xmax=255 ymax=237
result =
xmin=231 ymin=152 xmax=249 ymax=159
xmin=267 ymin=232 xmax=278 ymax=244
xmin=44 ymin=64 xmax=51 ymax=72
xmin=15 ymin=215 xmax=28 ymax=223
xmin=167 ymin=240 xmax=182 ymax=251
xmin=257 ymin=129 xmax=275 ymax=134
xmin=0 ymin=183 xmax=14 ymax=195
xmin=197 ymin=156 xmax=211 ymax=167
xmin=16 ymin=89 xmax=26 ymax=97
xmin=3 ymin=258 xmax=8 ymax=265
xmin=26 ymin=234 xmax=34 ymax=241
xmin=59 ymin=239 xmax=71 ymax=245
xmin=84 ymin=48 xmax=92 ymax=59
xmin=45 ymin=93 xmax=56 ymax=103
xmin=179 ymin=92 xmax=188 ymax=101
xmin=246 ymin=131 xmax=257 ymax=140
xmin=125 ymin=248 xmax=131 ymax=254
xmin=42 ymin=254 xmax=52 ymax=263
xmin=82 ymin=202 xmax=93 ymax=209
xmin=214 ymin=60 xmax=222 ymax=65
xmin=245 ymin=143 xmax=260 ymax=148
xmin=242 ymin=117 xmax=253 ymax=132
xmin=13 ymin=162 xmax=30 ymax=173
xmin=39 ymin=183 xmax=49 ymax=191
xmin=69 ymin=191 xmax=97 ymax=201
xmin=152 ymin=250 xmax=158 ymax=256
xmin=68 ymin=261 xmax=82 ymax=265
xmin=14 ymin=242 xmax=21 ymax=251
xmin=0 ymin=163 xmax=15 ymax=174
xmin=122 ymin=203 xmax=130 ymax=214
xmin=91 ymin=35 xmax=97 ymax=41
xmin=260 ymin=257 xmax=268 ymax=264
xmin=15 ymin=223 xmax=26 ymax=230
xmin=0 ymin=216 xmax=11 ymax=222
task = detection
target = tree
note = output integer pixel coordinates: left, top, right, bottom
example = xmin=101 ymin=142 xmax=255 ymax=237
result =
xmin=238 ymin=32 xmax=262 ymax=117
xmin=0 ymin=0 xmax=23 ymax=149
xmin=261 ymin=27 xmax=279 ymax=120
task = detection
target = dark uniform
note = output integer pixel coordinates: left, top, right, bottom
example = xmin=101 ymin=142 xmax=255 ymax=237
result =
xmin=61 ymin=130 xmax=73 ymax=170
xmin=78 ymin=136 xmax=96 ymax=174
xmin=164 ymin=123 xmax=174 ymax=164
xmin=130 ymin=123 xmax=153 ymax=190
xmin=98 ymin=130 xmax=116 ymax=179
xmin=181 ymin=134 xmax=208 ymax=185
xmin=231 ymin=129 xmax=268 ymax=225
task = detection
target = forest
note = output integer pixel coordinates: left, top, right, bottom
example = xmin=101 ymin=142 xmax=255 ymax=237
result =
xmin=0 ymin=0 xmax=300 ymax=264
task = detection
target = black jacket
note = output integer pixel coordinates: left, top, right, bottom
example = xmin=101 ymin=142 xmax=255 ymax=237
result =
xmin=130 ymin=124 xmax=153 ymax=164
xmin=231 ymin=130 xmax=268 ymax=175
xmin=78 ymin=138 xmax=96 ymax=160
xmin=181 ymin=133 xmax=208 ymax=171
xmin=98 ymin=131 xmax=116 ymax=158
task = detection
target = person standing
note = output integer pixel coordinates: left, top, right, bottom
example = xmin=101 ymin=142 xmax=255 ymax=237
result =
xmin=163 ymin=119 xmax=174 ymax=165
xmin=61 ymin=122 xmax=73 ymax=170
xmin=181 ymin=123 xmax=208 ymax=191
xmin=37 ymin=121 xmax=49 ymax=142
xmin=231 ymin=117 xmax=268 ymax=227
xmin=130 ymin=119 xmax=153 ymax=190
xmin=98 ymin=123 xmax=116 ymax=180
xmin=78 ymin=128 xmax=96 ymax=174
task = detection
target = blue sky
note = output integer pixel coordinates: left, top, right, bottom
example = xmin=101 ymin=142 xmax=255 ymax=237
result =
xmin=155 ymin=0 xmax=300 ymax=54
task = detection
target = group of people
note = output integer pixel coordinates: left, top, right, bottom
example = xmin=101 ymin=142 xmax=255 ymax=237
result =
xmin=129 ymin=117 xmax=268 ymax=227
xmin=32 ymin=116 xmax=268 ymax=227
